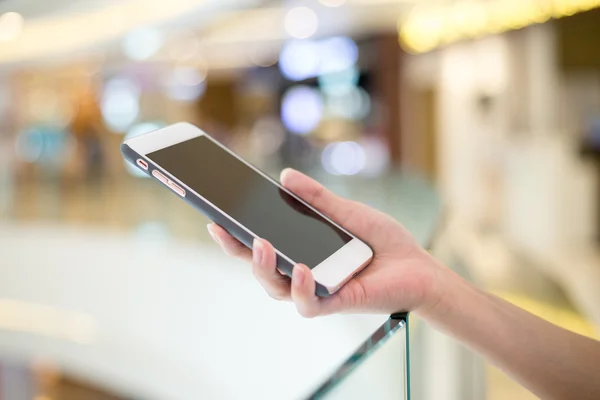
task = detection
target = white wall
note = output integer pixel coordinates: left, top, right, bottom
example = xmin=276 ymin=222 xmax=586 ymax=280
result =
xmin=436 ymin=35 xmax=511 ymax=224
xmin=404 ymin=23 xmax=598 ymax=256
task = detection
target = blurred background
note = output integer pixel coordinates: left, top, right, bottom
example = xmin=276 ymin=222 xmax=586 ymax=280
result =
xmin=1 ymin=0 xmax=600 ymax=399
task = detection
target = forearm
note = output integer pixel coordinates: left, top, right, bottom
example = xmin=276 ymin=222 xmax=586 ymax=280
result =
xmin=418 ymin=265 xmax=600 ymax=400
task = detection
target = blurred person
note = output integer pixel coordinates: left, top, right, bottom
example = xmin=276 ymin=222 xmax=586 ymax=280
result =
xmin=208 ymin=168 xmax=600 ymax=400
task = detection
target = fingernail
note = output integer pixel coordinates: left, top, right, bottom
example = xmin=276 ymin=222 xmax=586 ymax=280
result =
xmin=207 ymin=224 xmax=221 ymax=245
xmin=281 ymin=168 xmax=295 ymax=183
xmin=253 ymin=239 xmax=263 ymax=264
xmin=293 ymin=266 xmax=305 ymax=288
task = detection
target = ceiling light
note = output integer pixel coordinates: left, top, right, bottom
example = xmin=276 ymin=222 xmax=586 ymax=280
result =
xmin=122 ymin=28 xmax=164 ymax=61
xmin=319 ymin=0 xmax=347 ymax=7
xmin=0 ymin=12 xmax=24 ymax=42
xmin=284 ymin=7 xmax=319 ymax=39
xmin=399 ymin=0 xmax=600 ymax=54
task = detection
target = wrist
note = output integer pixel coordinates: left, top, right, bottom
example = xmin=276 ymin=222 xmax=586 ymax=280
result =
xmin=413 ymin=258 xmax=464 ymax=321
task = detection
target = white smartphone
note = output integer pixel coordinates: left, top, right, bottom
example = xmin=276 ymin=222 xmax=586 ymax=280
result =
xmin=121 ymin=122 xmax=373 ymax=296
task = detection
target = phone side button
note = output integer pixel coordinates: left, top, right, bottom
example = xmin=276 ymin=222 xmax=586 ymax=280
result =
xmin=168 ymin=181 xmax=186 ymax=197
xmin=152 ymin=170 xmax=168 ymax=184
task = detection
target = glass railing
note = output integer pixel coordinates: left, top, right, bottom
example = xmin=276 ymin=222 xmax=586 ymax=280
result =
xmin=315 ymin=313 xmax=409 ymax=400
xmin=0 ymin=170 xmax=459 ymax=400
xmin=308 ymin=171 xmax=441 ymax=400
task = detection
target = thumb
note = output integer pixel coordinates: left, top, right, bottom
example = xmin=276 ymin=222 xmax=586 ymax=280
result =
xmin=280 ymin=168 xmax=367 ymax=235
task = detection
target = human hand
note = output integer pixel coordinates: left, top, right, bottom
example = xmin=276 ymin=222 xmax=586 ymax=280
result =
xmin=207 ymin=169 xmax=444 ymax=318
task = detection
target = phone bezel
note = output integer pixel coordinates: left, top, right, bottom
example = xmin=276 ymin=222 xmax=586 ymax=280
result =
xmin=124 ymin=122 xmax=373 ymax=294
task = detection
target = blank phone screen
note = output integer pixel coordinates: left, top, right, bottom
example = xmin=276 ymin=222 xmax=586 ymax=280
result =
xmin=147 ymin=135 xmax=352 ymax=268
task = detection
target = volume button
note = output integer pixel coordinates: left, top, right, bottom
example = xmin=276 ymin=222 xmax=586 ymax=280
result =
xmin=168 ymin=180 xmax=186 ymax=197
xmin=152 ymin=170 xmax=168 ymax=184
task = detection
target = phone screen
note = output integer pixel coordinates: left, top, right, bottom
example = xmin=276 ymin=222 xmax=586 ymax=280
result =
xmin=147 ymin=135 xmax=352 ymax=268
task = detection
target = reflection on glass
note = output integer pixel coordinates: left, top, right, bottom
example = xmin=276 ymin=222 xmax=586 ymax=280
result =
xmin=312 ymin=314 xmax=409 ymax=400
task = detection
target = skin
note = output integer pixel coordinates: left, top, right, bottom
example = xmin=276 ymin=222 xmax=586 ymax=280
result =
xmin=207 ymin=168 xmax=600 ymax=400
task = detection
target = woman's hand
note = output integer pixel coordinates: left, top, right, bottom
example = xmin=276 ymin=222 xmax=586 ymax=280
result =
xmin=207 ymin=168 xmax=444 ymax=317
xmin=208 ymin=169 xmax=600 ymax=400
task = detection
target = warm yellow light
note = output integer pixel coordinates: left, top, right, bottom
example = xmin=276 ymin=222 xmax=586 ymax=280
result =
xmin=399 ymin=0 xmax=600 ymax=54
xmin=499 ymin=0 xmax=535 ymax=30
xmin=400 ymin=4 xmax=448 ymax=54
xmin=453 ymin=1 xmax=489 ymax=37
xmin=487 ymin=1 xmax=516 ymax=33
xmin=552 ymin=0 xmax=588 ymax=17
xmin=513 ymin=0 xmax=553 ymax=25
xmin=0 ymin=12 xmax=24 ymax=42
xmin=579 ymin=0 xmax=598 ymax=11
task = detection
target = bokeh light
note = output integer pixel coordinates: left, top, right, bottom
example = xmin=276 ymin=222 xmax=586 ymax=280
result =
xmin=25 ymin=89 xmax=74 ymax=129
xmin=399 ymin=5 xmax=445 ymax=53
xmin=122 ymin=28 xmax=164 ymax=61
xmin=248 ymin=47 xmax=279 ymax=68
xmin=164 ymin=67 xmax=207 ymax=102
xmin=321 ymin=141 xmax=366 ymax=175
xmin=279 ymin=40 xmax=321 ymax=81
xmin=399 ymin=0 xmax=600 ymax=54
xmin=168 ymin=32 xmax=201 ymax=62
xmin=249 ymin=117 xmax=286 ymax=156
xmin=174 ymin=67 xmax=206 ymax=86
xmin=14 ymin=128 xmax=68 ymax=165
xmin=319 ymin=0 xmax=347 ymax=7
xmin=319 ymin=36 xmax=358 ymax=75
xmin=318 ymin=66 xmax=360 ymax=95
xmin=284 ymin=7 xmax=319 ymax=39
xmin=360 ymin=137 xmax=390 ymax=177
xmin=452 ymin=1 xmax=489 ymax=37
xmin=15 ymin=129 xmax=44 ymax=163
xmin=326 ymin=86 xmax=371 ymax=120
xmin=279 ymin=37 xmax=359 ymax=82
xmin=0 ymin=12 xmax=24 ymax=42
xmin=101 ymin=77 xmax=141 ymax=133
xmin=281 ymin=86 xmax=323 ymax=135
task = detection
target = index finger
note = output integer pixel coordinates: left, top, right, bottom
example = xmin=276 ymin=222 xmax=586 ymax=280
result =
xmin=207 ymin=223 xmax=252 ymax=261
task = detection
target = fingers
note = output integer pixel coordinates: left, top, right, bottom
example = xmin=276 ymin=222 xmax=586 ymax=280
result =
xmin=289 ymin=265 xmax=349 ymax=317
xmin=208 ymin=221 xmax=341 ymax=317
xmin=252 ymin=238 xmax=291 ymax=301
xmin=208 ymin=224 xmax=291 ymax=300
xmin=207 ymin=224 xmax=251 ymax=261
xmin=291 ymin=264 xmax=321 ymax=318
xmin=280 ymin=168 xmax=361 ymax=232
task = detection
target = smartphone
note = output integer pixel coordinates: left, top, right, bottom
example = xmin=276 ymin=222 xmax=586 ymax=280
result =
xmin=121 ymin=122 xmax=373 ymax=297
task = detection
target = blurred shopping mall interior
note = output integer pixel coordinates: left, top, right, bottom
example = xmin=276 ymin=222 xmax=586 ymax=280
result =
xmin=1 ymin=0 xmax=600 ymax=399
